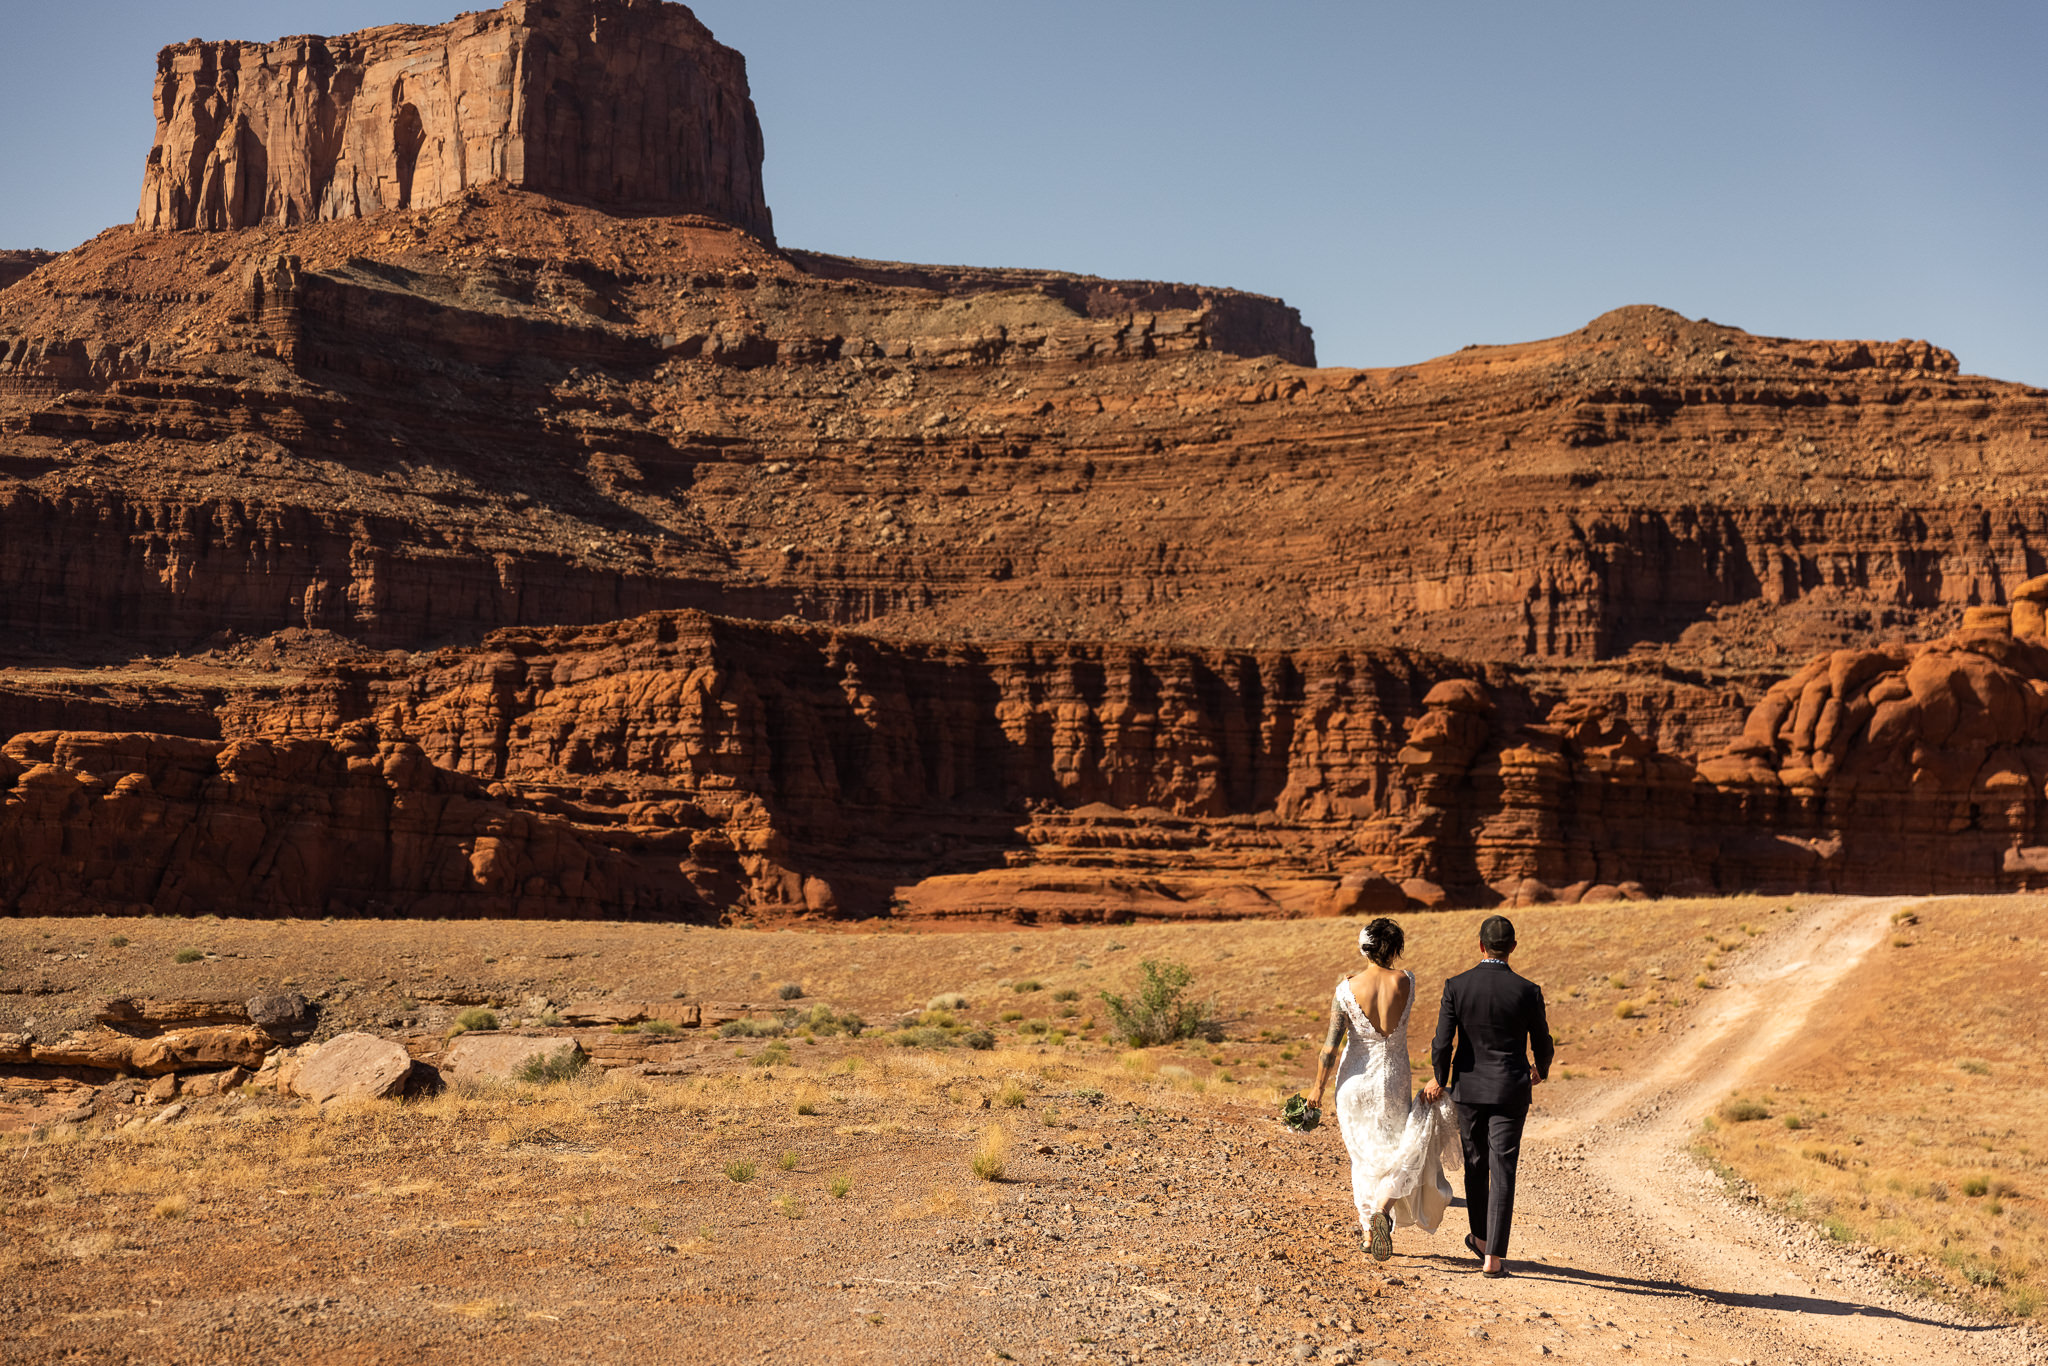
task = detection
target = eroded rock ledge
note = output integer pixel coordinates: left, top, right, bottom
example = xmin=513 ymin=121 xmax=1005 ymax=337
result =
xmin=9 ymin=599 xmax=2048 ymax=920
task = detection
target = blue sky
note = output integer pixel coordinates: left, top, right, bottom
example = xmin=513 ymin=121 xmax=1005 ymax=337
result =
xmin=2 ymin=2 xmax=2043 ymax=382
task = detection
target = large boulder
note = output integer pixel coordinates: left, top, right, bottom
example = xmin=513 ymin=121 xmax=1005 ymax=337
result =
xmin=290 ymin=1033 xmax=413 ymax=1104
xmin=246 ymin=991 xmax=315 ymax=1042
xmin=441 ymin=1034 xmax=586 ymax=1083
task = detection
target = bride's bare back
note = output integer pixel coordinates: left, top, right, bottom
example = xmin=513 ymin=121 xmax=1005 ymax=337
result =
xmin=1345 ymin=964 xmax=1413 ymax=1037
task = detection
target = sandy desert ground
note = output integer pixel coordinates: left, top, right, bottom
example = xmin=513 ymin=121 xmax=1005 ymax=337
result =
xmin=2 ymin=897 xmax=2042 ymax=1365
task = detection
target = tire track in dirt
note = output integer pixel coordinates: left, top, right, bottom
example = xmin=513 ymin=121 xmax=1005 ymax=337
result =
xmin=1383 ymin=897 xmax=2041 ymax=1365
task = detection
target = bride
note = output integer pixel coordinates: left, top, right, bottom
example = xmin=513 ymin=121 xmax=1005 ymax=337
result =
xmin=1304 ymin=916 xmax=1459 ymax=1261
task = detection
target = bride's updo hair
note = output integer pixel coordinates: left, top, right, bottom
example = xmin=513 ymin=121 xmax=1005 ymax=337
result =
xmin=1357 ymin=917 xmax=1405 ymax=968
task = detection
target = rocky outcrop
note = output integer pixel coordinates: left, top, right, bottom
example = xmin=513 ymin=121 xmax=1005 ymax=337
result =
xmin=0 ymin=250 xmax=53 ymax=292
xmin=0 ymin=727 xmax=705 ymax=919
xmin=137 ymin=0 xmax=772 ymax=239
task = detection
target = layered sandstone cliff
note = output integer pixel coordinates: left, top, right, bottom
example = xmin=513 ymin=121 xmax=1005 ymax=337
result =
xmin=137 ymin=0 xmax=772 ymax=239
xmin=7 ymin=4 xmax=2048 ymax=920
xmin=13 ymin=598 xmax=2048 ymax=921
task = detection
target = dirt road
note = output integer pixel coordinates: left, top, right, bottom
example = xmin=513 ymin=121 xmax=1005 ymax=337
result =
xmin=1379 ymin=896 xmax=2040 ymax=1365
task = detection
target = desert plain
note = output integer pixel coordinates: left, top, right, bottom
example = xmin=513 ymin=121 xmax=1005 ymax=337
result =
xmin=3 ymin=894 xmax=2042 ymax=1365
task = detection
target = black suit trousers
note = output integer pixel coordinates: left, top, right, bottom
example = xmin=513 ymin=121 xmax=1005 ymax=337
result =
xmin=1456 ymin=1101 xmax=1527 ymax=1259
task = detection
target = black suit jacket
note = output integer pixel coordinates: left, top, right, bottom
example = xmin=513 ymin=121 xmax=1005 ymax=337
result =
xmin=1431 ymin=959 xmax=1554 ymax=1109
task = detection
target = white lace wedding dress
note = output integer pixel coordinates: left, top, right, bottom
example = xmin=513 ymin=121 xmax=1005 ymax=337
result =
xmin=1331 ymin=972 xmax=1460 ymax=1235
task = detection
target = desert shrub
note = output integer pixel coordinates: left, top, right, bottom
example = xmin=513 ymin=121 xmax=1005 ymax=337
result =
xmin=1929 ymin=1180 xmax=1950 ymax=1201
xmin=961 ymin=1029 xmax=996 ymax=1051
xmin=536 ymin=1010 xmax=563 ymax=1027
xmin=792 ymin=1084 xmax=824 ymax=1116
xmin=1963 ymin=1176 xmax=1990 ymax=1197
xmin=788 ymin=1004 xmax=863 ymax=1037
xmin=1959 ymin=1059 xmax=1991 ymax=1076
xmin=1013 ymin=980 xmax=1043 ymax=994
xmin=829 ymin=1174 xmax=852 ymax=1199
xmin=999 ymin=1010 xmax=1024 ymax=1023
xmin=1099 ymin=960 xmax=1219 ymax=1047
xmin=1613 ymin=1000 xmax=1640 ymax=1020
xmin=724 ymin=1159 xmax=757 ymax=1184
xmin=971 ymin=1125 xmax=1008 ymax=1182
xmin=108 ymin=935 xmax=130 ymax=948
xmin=890 ymin=1027 xmax=955 ymax=1049
xmin=152 ymin=1195 xmax=189 ymax=1221
xmin=1783 ymin=1116 xmax=1806 ymax=1131
xmin=173 ymin=948 xmax=204 ymax=964
xmin=1606 ymin=973 xmax=1629 ymax=990
xmin=639 ymin=1019 xmax=679 ymax=1036
xmin=1694 ymin=975 xmax=1713 ymax=990
xmin=513 ymin=1049 xmax=587 ymax=1085
xmin=720 ymin=1018 xmax=785 ymax=1039
xmin=778 ymin=1149 xmax=800 ymax=1172
xmin=1719 ymin=1098 xmax=1771 ymax=1123
xmin=927 ymin=993 xmax=969 ymax=1011
xmin=451 ymin=1007 xmax=499 ymax=1034
xmin=778 ymin=982 xmax=805 ymax=1001
xmin=918 ymin=1008 xmax=958 ymax=1029
xmin=996 ymin=1080 xmax=1027 ymax=1109
xmin=1891 ymin=908 xmax=1919 ymax=926
xmin=1051 ymin=988 xmax=1080 ymax=1003
xmin=775 ymin=1192 xmax=804 ymax=1220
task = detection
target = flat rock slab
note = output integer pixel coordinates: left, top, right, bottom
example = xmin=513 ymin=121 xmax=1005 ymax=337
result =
xmin=291 ymin=1032 xmax=412 ymax=1103
xmin=560 ymin=1000 xmax=700 ymax=1027
xmin=441 ymin=1033 xmax=586 ymax=1082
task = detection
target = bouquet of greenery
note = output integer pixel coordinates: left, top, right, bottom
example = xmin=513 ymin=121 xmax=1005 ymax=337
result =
xmin=1280 ymin=1093 xmax=1321 ymax=1133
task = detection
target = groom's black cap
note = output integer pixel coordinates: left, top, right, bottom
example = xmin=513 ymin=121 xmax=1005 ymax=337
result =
xmin=1479 ymin=914 xmax=1517 ymax=952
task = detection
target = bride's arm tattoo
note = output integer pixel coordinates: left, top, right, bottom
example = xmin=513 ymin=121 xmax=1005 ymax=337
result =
xmin=1309 ymin=996 xmax=1345 ymax=1099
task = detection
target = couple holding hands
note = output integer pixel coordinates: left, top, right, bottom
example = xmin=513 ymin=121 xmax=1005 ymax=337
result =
xmin=1302 ymin=914 xmax=1554 ymax=1276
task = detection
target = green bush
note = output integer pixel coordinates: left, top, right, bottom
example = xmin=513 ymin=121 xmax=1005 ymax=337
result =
xmin=173 ymin=947 xmax=204 ymax=964
xmin=108 ymin=935 xmax=130 ymax=948
xmin=638 ymin=1019 xmax=679 ymax=1036
xmin=1013 ymin=980 xmax=1043 ymax=994
xmin=778 ymin=982 xmax=806 ymax=1001
xmin=1099 ymin=960 xmax=1219 ymax=1047
xmin=1051 ymin=988 xmax=1080 ymax=1002
xmin=454 ymin=1007 xmax=499 ymax=1033
xmin=1719 ymin=1098 xmax=1771 ymax=1123
xmin=720 ymin=1018 xmax=785 ymax=1039
xmin=514 ymin=1049 xmax=587 ymax=1085
xmin=961 ymin=1029 xmax=996 ymax=1051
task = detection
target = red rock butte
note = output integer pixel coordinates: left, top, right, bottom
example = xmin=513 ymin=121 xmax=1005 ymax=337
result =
xmin=137 ymin=0 xmax=773 ymax=239
xmin=5 ymin=1 xmax=2048 ymax=921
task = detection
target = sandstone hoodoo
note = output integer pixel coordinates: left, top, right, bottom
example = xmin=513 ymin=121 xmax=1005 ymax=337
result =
xmin=138 ymin=0 xmax=773 ymax=238
xmin=4 ymin=1 xmax=2048 ymax=918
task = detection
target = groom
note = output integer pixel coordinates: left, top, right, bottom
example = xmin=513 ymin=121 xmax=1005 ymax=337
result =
xmin=1422 ymin=914 xmax=1553 ymax=1277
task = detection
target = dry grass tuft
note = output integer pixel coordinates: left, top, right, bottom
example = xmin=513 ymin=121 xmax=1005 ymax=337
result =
xmin=970 ymin=1124 xmax=1008 ymax=1182
xmin=151 ymin=1194 xmax=189 ymax=1221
